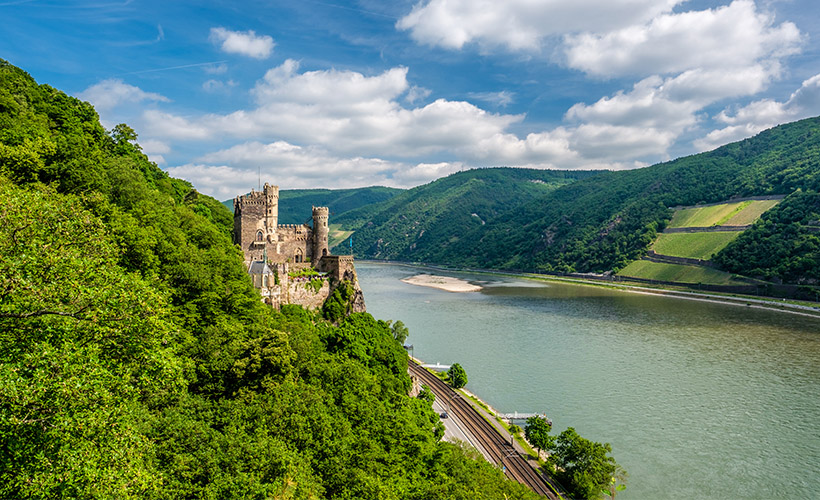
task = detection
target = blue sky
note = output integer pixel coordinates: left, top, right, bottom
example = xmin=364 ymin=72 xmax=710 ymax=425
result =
xmin=2 ymin=0 xmax=819 ymax=198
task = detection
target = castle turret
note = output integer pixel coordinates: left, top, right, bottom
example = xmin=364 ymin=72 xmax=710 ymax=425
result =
xmin=312 ymin=206 xmax=329 ymax=263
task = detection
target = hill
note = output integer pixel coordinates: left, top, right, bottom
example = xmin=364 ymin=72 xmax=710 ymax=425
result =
xmin=343 ymin=117 xmax=820 ymax=285
xmin=0 ymin=60 xmax=542 ymax=499
xmin=330 ymin=167 xmax=602 ymax=259
xmin=222 ymin=185 xmax=403 ymax=223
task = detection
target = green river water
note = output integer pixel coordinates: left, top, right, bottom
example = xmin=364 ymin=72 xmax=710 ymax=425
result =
xmin=356 ymin=262 xmax=820 ymax=499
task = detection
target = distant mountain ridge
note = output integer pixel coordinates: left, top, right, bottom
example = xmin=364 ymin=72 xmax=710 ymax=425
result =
xmin=337 ymin=117 xmax=820 ymax=285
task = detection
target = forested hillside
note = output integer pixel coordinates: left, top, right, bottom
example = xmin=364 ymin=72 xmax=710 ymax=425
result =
xmin=0 ymin=60 xmax=542 ymax=498
xmin=331 ymin=167 xmax=601 ymax=259
xmin=343 ymin=117 xmax=820 ymax=282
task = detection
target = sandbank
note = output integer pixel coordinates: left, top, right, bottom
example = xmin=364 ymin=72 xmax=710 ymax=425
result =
xmin=401 ymin=274 xmax=483 ymax=292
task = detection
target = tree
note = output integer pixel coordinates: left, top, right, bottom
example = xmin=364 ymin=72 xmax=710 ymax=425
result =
xmin=391 ymin=320 xmax=409 ymax=344
xmin=110 ymin=123 xmax=138 ymax=146
xmin=447 ymin=363 xmax=468 ymax=389
xmin=604 ymin=465 xmax=628 ymax=499
xmin=548 ymin=427 xmax=619 ymax=500
xmin=417 ymin=385 xmax=435 ymax=404
xmin=525 ymin=415 xmax=554 ymax=457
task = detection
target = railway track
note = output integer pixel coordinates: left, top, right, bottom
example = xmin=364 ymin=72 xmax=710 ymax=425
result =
xmin=409 ymin=361 xmax=564 ymax=499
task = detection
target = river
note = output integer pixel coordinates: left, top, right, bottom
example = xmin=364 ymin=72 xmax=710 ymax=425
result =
xmin=356 ymin=262 xmax=820 ymax=499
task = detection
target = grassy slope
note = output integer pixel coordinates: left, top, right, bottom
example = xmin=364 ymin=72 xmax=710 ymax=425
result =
xmin=618 ymin=260 xmax=746 ymax=285
xmin=724 ymin=199 xmax=780 ymax=225
xmin=653 ymin=232 xmax=743 ymax=259
xmin=668 ymin=199 xmax=780 ymax=227
xmin=328 ymin=224 xmax=354 ymax=249
xmin=669 ymin=202 xmax=748 ymax=227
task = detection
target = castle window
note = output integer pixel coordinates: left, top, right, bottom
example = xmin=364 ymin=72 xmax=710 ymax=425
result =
xmin=256 ymin=230 xmax=264 ymax=241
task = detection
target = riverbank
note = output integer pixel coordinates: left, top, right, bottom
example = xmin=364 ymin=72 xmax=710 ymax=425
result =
xmin=363 ymin=260 xmax=820 ymax=319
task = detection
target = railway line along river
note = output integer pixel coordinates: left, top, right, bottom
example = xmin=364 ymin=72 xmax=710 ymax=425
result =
xmin=356 ymin=262 xmax=820 ymax=499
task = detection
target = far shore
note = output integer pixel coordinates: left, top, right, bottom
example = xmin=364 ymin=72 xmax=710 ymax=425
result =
xmin=401 ymin=274 xmax=483 ymax=293
xmin=361 ymin=260 xmax=820 ymax=319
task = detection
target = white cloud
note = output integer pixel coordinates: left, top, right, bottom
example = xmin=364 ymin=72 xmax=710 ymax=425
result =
xmin=145 ymin=60 xmax=523 ymax=160
xmin=396 ymin=0 xmax=682 ymax=51
xmin=78 ymin=79 xmax=169 ymax=113
xmin=389 ymin=0 xmax=806 ymax=172
xmin=209 ymin=27 xmax=274 ymax=59
xmin=142 ymin=110 xmax=211 ymax=140
xmin=203 ymin=62 xmax=228 ymax=74
xmin=564 ymin=0 xmax=802 ymax=77
xmin=468 ymin=91 xmax=515 ymax=108
xmin=405 ymin=85 xmax=432 ymax=104
xmin=202 ymin=79 xmax=237 ymax=92
xmin=139 ymin=138 xmax=171 ymax=154
xmin=695 ymin=73 xmax=820 ymax=150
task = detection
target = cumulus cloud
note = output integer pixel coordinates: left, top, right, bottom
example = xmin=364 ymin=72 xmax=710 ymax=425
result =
xmin=144 ymin=59 xmax=523 ymax=159
xmin=209 ymin=27 xmax=275 ymax=59
xmin=695 ymin=73 xmax=820 ymax=150
xmin=78 ymin=79 xmax=169 ymax=113
xmin=564 ymin=0 xmax=802 ymax=77
xmin=168 ymin=140 xmax=468 ymax=196
xmin=396 ymin=0 xmax=682 ymax=50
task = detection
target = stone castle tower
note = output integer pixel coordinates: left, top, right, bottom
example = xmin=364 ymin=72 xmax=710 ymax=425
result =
xmin=233 ymin=183 xmax=280 ymax=264
xmin=312 ymin=206 xmax=329 ymax=263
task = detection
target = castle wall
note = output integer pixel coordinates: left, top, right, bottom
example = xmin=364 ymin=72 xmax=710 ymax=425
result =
xmin=285 ymin=277 xmax=331 ymax=310
xmin=276 ymin=224 xmax=313 ymax=263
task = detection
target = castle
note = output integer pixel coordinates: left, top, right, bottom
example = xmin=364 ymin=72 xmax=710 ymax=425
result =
xmin=234 ymin=183 xmax=364 ymax=312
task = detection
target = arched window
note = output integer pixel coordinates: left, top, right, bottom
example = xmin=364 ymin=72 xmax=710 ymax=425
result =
xmin=256 ymin=230 xmax=264 ymax=241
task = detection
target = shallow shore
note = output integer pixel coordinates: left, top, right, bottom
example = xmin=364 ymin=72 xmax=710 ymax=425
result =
xmin=364 ymin=260 xmax=820 ymax=318
xmin=401 ymin=274 xmax=483 ymax=292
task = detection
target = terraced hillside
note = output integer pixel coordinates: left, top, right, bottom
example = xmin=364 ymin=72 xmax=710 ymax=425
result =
xmin=618 ymin=198 xmax=781 ymax=284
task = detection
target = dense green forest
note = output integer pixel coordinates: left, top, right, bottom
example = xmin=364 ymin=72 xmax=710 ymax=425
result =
xmin=222 ymin=186 xmax=403 ymax=224
xmin=339 ymin=117 xmax=820 ymax=283
xmin=330 ymin=167 xmax=601 ymax=259
xmin=0 ymin=60 xmax=552 ymax=498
